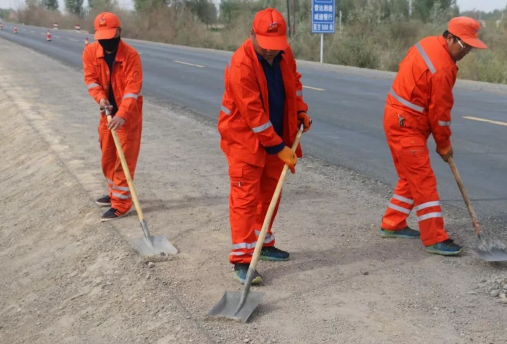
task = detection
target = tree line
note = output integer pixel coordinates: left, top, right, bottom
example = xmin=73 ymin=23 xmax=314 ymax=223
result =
xmin=12 ymin=0 xmax=468 ymax=27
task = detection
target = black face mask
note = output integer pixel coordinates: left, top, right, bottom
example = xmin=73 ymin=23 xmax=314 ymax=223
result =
xmin=99 ymin=37 xmax=121 ymax=53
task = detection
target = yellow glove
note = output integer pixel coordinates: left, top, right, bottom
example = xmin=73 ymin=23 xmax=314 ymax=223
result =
xmin=298 ymin=112 xmax=312 ymax=132
xmin=437 ymin=145 xmax=453 ymax=162
xmin=277 ymin=146 xmax=297 ymax=173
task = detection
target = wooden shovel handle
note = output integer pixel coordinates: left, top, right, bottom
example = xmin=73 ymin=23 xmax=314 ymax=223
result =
xmin=105 ymin=110 xmax=145 ymax=221
xmin=448 ymin=156 xmax=481 ymax=236
xmin=248 ymin=126 xmax=304 ymax=272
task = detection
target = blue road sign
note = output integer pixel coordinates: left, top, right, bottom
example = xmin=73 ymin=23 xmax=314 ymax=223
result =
xmin=312 ymin=0 xmax=335 ymax=34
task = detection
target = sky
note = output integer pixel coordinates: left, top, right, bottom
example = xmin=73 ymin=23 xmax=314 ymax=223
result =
xmin=0 ymin=0 xmax=505 ymax=15
xmin=457 ymin=0 xmax=506 ymax=12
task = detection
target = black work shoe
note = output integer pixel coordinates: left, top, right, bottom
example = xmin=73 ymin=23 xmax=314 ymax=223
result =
xmin=233 ymin=263 xmax=262 ymax=284
xmin=101 ymin=208 xmax=128 ymax=222
xmin=260 ymin=246 xmax=290 ymax=261
xmin=96 ymin=195 xmax=111 ymax=207
xmin=380 ymin=226 xmax=420 ymax=239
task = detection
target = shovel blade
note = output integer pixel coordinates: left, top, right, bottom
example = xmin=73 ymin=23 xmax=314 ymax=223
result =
xmin=472 ymin=245 xmax=507 ymax=262
xmin=473 ymin=237 xmax=507 ymax=262
xmin=208 ymin=290 xmax=264 ymax=323
xmin=132 ymin=235 xmax=178 ymax=256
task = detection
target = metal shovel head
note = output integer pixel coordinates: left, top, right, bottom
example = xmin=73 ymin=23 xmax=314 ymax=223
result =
xmin=208 ymin=290 xmax=264 ymax=323
xmin=472 ymin=237 xmax=507 ymax=262
xmin=132 ymin=235 xmax=178 ymax=256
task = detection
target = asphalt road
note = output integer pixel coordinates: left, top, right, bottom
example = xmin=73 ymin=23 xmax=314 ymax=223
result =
xmin=2 ymin=22 xmax=507 ymax=223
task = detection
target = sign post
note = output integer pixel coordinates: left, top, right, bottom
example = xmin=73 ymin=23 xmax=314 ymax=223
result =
xmin=311 ymin=0 xmax=335 ymax=64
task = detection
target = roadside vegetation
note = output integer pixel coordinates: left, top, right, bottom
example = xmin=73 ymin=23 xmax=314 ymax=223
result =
xmin=2 ymin=0 xmax=507 ymax=83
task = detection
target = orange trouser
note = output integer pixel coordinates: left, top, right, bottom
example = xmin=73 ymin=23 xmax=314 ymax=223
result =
xmin=381 ymin=106 xmax=449 ymax=246
xmin=227 ymin=153 xmax=284 ymax=264
xmin=98 ymin=116 xmax=142 ymax=213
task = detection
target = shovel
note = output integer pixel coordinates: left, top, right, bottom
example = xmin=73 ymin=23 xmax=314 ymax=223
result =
xmin=105 ymin=109 xmax=178 ymax=256
xmin=209 ymin=125 xmax=304 ymax=323
xmin=448 ymin=156 xmax=507 ymax=262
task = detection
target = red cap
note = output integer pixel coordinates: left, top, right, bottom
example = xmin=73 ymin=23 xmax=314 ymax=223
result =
xmin=448 ymin=17 xmax=487 ymax=49
xmin=94 ymin=12 xmax=121 ymax=40
xmin=253 ymin=8 xmax=288 ymax=50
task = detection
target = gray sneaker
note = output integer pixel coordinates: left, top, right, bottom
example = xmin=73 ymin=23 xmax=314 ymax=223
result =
xmin=426 ymin=239 xmax=463 ymax=256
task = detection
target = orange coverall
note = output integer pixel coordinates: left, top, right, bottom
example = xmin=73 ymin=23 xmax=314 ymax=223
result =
xmin=83 ymin=40 xmax=143 ymax=213
xmin=381 ymin=36 xmax=457 ymax=246
xmin=218 ymin=39 xmax=308 ymax=263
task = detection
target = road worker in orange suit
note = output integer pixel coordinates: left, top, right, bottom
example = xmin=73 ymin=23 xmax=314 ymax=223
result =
xmin=380 ymin=17 xmax=487 ymax=255
xmin=83 ymin=12 xmax=143 ymax=222
xmin=218 ymin=8 xmax=311 ymax=284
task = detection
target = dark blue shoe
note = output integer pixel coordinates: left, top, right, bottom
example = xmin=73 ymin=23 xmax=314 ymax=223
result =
xmin=233 ymin=264 xmax=262 ymax=285
xmin=380 ymin=227 xmax=420 ymax=239
xmin=426 ymin=239 xmax=463 ymax=256
xmin=96 ymin=195 xmax=111 ymax=207
xmin=260 ymin=246 xmax=290 ymax=261
xmin=101 ymin=207 xmax=129 ymax=222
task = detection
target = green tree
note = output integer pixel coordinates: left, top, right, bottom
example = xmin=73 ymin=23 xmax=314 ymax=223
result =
xmin=185 ymin=0 xmax=217 ymax=25
xmin=336 ymin=0 xmax=360 ymax=23
xmin=413 ymin=0 xmax=456 ymax=22
xmin=65 ymin=0 xmax=84 ymax=16
xmin=134 ymin=0 xmax=166 ymax=13
xmin=219 ymin=0 xmax=237 ymax=24
xmin=89 ymin=0 xmax=117 ymax=10
xmin=25 ymin=0 xmax=38 ymax=9
xmin=41 ymin=0 xmax=59 ymax=11
xmin=219 ymin=0 xmax=263 ymax=24
xmin=0 ymin=8 xmax=12 ymax=19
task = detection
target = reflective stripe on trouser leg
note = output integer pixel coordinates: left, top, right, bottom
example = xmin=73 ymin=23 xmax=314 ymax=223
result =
xmin=253 ymin=154 xmax=284 ymax=246
xmin=112 ymin=128 xmax=141 ymax=213
xmin=415 ymin=200 xmax=447 ymax=246
xmin=381 ymin=142 xmax=414 ymax=230
xmin=381 ymin=179 xmax=414 ymax=230
xmin=100 ymin=126 xmax=117 ymax=200
xmin=227 ymin=155 xmax=264 ymax=264
xmin=99 ymin=118 xmax=142 ymax=213
xmin=229 ymin=231 xmax=275 ymax=259
xmin=388 ymin=133 xmax=449 ymax=246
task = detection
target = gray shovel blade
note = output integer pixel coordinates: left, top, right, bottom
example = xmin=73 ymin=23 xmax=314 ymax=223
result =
xmin=132 ymin=235 xmax=178 ymax=256
xmin=472 ymin=237 xmax=507 ymax=262
xmin=472 ymin=246 xmax=507 ymax=262
xmin=208 ymin=291 xmax=264 ymax=323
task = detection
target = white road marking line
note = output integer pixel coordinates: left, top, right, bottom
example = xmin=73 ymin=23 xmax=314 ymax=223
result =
xmin=69 ymin=38 xmax=78 ymax=42
xmin=173 ymin=60 xmax=205 ymax=68
xmin=463 ymin=116 xmax=507 ymax=127
xmin=303 ymin=85 xmax=325 ymax=91
xmin=54 ymin=35 xmax=61 ymax=38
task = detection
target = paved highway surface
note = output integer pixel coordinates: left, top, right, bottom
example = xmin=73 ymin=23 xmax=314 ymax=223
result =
xmin=2 ymin=22 xmax=507 ymax=223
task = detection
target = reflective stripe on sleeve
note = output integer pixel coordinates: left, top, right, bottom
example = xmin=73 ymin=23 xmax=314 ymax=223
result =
xmin=252 ymin=121 xmax=273 ymax=133
xmin=415 ymin=42 xmax=437 ymax=74
xmin=389 ymin=88 xmax=424 ymax=113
